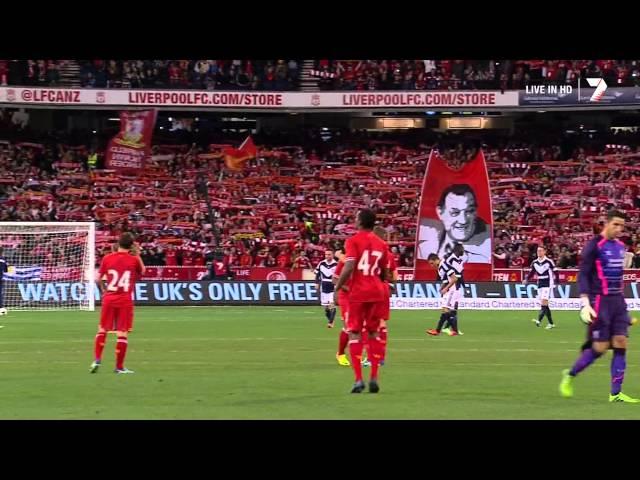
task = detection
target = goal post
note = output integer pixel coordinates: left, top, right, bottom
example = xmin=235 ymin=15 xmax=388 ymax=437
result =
xmin=0 ymin=222 xmax=96 ymax=311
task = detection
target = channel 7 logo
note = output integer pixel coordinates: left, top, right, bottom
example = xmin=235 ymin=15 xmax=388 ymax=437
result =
xmin=584 ymin=77 xmax=608 ymax=102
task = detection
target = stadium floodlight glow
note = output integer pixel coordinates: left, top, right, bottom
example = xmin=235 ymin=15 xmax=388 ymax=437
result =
xmin=168 ymin=117 xmax=173 ymax=121
xmin=426 ymin=111 xmax=436 ymax=115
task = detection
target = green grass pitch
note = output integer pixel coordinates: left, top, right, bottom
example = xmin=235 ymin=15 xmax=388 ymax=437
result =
xmin=1 ymin=306 xmax=640 ymax=419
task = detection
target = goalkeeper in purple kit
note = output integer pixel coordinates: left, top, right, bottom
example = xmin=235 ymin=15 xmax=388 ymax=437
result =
xmin=559 ymin=210 xmax=639 ymax=403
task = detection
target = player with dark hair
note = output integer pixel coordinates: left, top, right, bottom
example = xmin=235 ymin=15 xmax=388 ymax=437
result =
xmin=315 ymin=249 xmax=338 ymax=328
xmin=91 ymin=232 xmax=145 ymax=374
xmin=559 ymin=210 xmax=639 ymax=402
xmin=425 ymin=252 xmax=453 ymax=334
xmin=426 ymin=243 xmax=465 ymax=336
xmin=524 ymin=246 xmax=558 ymax=329
xmin=334 ymin=209 xmax=390 ymax=393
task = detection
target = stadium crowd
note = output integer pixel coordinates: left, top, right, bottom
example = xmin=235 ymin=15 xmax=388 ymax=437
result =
xmin=1 ymin=118 xmax=640 ymax=270
xmin=78 ymin=60 xmax=300 ymax=91
xmin=4 ymin=60 xmax=640 ymax=93
xmin=312 ymin=60 xmax=640 ymax=91
xmin=0 ymin=60 xmax=300 ymax=91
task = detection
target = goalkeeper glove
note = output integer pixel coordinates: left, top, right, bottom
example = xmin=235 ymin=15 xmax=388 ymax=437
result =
xmin=580 ymin=297 xmax=596 ymax=324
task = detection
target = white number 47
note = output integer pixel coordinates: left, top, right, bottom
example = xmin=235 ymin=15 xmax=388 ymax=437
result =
xmin=357 ymin=250 xmax=383 ymax=277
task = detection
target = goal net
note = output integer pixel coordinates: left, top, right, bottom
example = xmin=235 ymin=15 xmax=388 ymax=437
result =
xmin=0 ymin=222 xmax=95 ymax=311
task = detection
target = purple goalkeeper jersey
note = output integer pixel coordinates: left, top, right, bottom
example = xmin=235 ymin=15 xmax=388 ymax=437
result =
xmin=578 ymin=235 xmax=626 ymax=297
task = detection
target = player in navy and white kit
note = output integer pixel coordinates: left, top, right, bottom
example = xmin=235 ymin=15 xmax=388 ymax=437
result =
xmin=426 ymin=243 xmax=465 ymax=336
xmin=315 ymin=250 xmax=338 ymax=328
xmin=559 ymin=210 xmax=639 ymax=403
xmin=524 ymin=246 xmax=558 ymax=329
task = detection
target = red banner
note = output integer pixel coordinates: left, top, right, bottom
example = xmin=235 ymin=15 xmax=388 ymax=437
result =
xmin=414 ymin=150 xmax=493 ymax=281
xmin=224 ymin=136 xmax=257 ymax=171
xmin=105 ymin=110 xmax=157 ymax=171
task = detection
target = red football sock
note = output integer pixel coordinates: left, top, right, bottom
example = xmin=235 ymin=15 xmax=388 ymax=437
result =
xmin=379 ymin=327 xmax=388 ymax=361
xmin=349 ymin=339 xmax=364 ymax=382
xmin=115 ymin=336 xmax=128 ymax=370
xmin=94 ymin=332 xmax=107 ymax=362
xmin=361 ymin=329 xmax=369 ymax=356
xmin=369 ymin=335 xmax=383 ymax=381
xmin=338 ymin=329 xmax=349 ymax=355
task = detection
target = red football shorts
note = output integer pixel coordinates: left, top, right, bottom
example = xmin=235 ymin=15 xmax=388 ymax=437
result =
xmin=338 ymin=292 xmax=349 ymax=321
xmin=347 ymin=301 xmax=380 ymax=333
xmin=378 ymin=283 xmax=391 ymax=321
xmin=374 ymin=299 xmax=390 ymax=323
xmin=100 ymin=296 xmax=134 ymax=332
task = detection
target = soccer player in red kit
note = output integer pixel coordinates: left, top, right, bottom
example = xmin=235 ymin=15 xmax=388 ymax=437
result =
xmin=372 ymin=226 xmax=398 ymax=366
xmin=334 ymin=209 xmax=390 ymax=393
xmin=91 ymin=232 xmax=145 ymax=374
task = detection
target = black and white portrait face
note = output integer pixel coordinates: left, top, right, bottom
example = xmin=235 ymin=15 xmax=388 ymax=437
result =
xmin=437 ymin=190 xmax=478 ymax=242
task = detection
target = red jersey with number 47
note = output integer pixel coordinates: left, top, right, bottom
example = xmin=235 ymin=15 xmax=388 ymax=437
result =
xmin=344 ymin=231 xmax=389 ymax=303
xmin=99 ymin=252 xmax=144 ymax=303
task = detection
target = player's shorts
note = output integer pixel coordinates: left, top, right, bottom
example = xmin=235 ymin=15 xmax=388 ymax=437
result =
xmin=454 ymin=286 xmax=464 ymax=306
xmin=375 ymin=299 xmax=390 ymax=322
xmin=537 ymin=287 xmax=551 ymax=301
xmin=320 ymin=291 xmax=335 ymax=307
xmin=100 ymin=296 xmax=134 ymax=332
xmin=372 ymin=283 xmax=390 ymax=322
xmin=440 ymin=286 xmax=459 ymax=310
xmin=589 ymin=294 xmax=630 ymax=342
xmin=337 ymin=292 xmax=349 ymax=321
xmin=347 ymin=301 xmax=380 ymax=333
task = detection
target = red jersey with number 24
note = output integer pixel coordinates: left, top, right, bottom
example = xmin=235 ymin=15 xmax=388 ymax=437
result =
xmin=344 ymin=231 xmax=389 ymax=303
xmin=99 ymin=252 xmax=144 ymax=303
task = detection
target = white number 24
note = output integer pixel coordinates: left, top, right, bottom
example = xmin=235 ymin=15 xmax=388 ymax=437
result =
xmin=106 ymin=269 xmax=131 ymax=292
xmin=357 ymin=250 xmax=383 ymax=277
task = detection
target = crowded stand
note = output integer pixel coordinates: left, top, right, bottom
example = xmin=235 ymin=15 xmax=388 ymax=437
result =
xmin=0 ymin=60 xmax=300 ymax=91
xmin=1 ymin=116 xmax=640 ymax=272
xmin=3 ymin=60 xmax=640 ymax=92
xmin=77 ymin=60 xmax=300 ymax=91
xmin=313 ymin=60 xmax=640 ymax=90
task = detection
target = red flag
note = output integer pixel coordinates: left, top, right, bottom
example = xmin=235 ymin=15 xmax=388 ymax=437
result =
xmin=105 ymin=110 xmax=157 ymax=172
xmin=413 ymin=149 xmax=493 ymax=281
xmin=224 ymin=136 xmax=257 ymax=171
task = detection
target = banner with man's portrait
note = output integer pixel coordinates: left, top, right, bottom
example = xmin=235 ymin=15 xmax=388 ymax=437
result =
xmin=414 ymin=149 xmax=493 ymax=281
